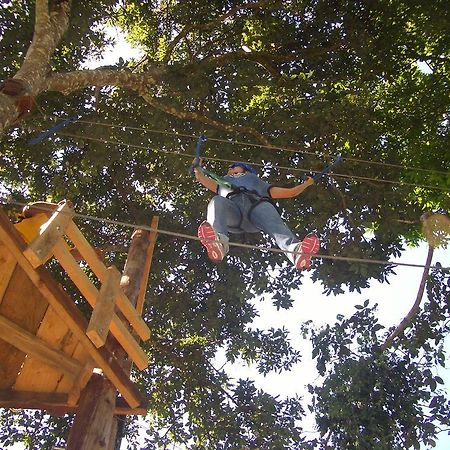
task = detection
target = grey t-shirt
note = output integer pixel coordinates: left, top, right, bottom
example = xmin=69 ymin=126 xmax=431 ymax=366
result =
xmin=218 ymin=172 xmax=272 ymax=197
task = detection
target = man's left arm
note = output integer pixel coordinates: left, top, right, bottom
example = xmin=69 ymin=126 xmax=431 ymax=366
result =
xmin=269 ymin=177 xmax=315 ymax=199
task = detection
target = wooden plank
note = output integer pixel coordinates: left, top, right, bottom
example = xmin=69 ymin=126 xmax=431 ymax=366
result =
xmin=0 ymin=211 xmax=145 ymax=409
xmin=52 ymin=239 xmax=148 ymax=370
xmin=86 ymin=266 xmax=120 ymax=348
xmin=0 ymin=265 xmax=49 ymax=389
xmin=136 ymin=216 xmax=159 ymax=316
xmin=0 ymin=390 xmax=68 ymax=409
xmin=65 ymin=221 xmax=151 ymax=341
xmin=63 ymin=342 xmax=94 ymax=406
xmin=0 ymin=390 xmax=147 ymax=415
xmin=0 ymin=315 xmax=82 ymax=377
xmin=0 ymin=241 xmax=16 ymax=306
xmin=23 ymin=201 xmax=75 ymax=268
xmin=13 ymin=306 xmax=90 ymax=395
xmin=114 ymin=397 xmax=147 ymax=415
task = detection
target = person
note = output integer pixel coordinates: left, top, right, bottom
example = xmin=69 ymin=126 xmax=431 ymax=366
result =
xmin=193 ymin=160 xmax=320 ymax=270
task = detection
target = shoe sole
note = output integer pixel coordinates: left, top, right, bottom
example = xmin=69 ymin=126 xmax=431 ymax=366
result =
xmin=296 ymin=234 xmax=320 ymax=270
xmin=198 ymin=222 xmax=225 ymax=262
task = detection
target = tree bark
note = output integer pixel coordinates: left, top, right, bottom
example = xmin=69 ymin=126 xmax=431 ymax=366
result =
xmin=381 ymin=246 xmax=434 ymax=351
xmin=66 ymin=373 xmax=116 ymax=450
xmin=0 ymin=0 xmax=71 ymax=134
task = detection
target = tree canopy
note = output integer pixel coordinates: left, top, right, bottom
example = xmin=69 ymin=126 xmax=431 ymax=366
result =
xmin=0 ymin=0 xmax=449 ymax=449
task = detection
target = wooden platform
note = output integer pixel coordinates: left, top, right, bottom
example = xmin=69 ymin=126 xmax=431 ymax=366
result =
xmin=0 ymin=204 xmax=157 ymax=415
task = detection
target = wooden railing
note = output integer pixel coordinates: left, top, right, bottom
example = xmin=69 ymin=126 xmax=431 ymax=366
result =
xmin=23 ymin=200 xmax=151 ymax=371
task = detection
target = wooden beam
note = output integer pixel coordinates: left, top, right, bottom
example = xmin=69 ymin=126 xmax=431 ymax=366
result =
xmin=86 ymin=266 xmax=120 ymax=348
xmin=52 ymin=239 xmax=148 ymax=370
xmin=136 ymin=216 xmax=159 ymax=316
xmin=0 ymin=315 xmax=82 ymax=377
xmin=0 ymin=241 xmax=16 ymax=306
xmin=23 ymin=201 xmax=74 ymax=268
xmin=0 ymin=211 xmax=145 ymax=409
xmin=67 ymin=363 xmax=94 ymax=407
xmin=0 ymin=390 xmax=69 ymax=409
xmin=65 ymin=221 xmax=151 ymax=341
xmin=0 ymin=390 xmax=147 ymax=415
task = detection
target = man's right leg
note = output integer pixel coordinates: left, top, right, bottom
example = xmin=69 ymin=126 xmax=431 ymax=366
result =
xmin=198 ymin=196 xmax=242 ymax=262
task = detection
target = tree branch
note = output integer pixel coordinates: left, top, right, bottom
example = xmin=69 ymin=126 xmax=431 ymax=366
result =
xmin=163 ymin=0 xmax=277 ymax=62
xmin=140 ymin=92 xmax=272 ymax=146
xmin=15 ymin=0 xmax=72 ymax=91
xmin=34 ymin=0 xmax=50 ymax=35
xmin=202 ymin=44 xmax=340 ymax=67
xmin=381 ymin=245 xmax=434 ymax=351
xmin=0 ymin=0 xmax=72 ymax=133
xmin=45 ymin=69 xmax=164 ymax=95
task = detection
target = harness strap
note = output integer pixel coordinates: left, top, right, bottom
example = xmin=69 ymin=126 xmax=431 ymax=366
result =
xmin=28 ymin=116 xmax=79 ymax=145
xmin=226 ymin=187 xmax=281 ymax=231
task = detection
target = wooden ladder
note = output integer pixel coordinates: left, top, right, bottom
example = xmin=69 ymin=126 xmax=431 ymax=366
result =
xmin=23 ymin=200 xmax=154 ymax=371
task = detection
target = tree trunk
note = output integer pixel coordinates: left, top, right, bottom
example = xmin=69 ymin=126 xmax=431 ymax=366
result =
xmin=66 ymin=373 xmax=116 ymax=450
xmin=67 ymin=228 xmax=152 ymax=450
xmin=0 ymin=0 xmax=70 ymax=134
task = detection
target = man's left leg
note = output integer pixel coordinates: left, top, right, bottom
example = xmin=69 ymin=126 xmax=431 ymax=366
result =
xmin=249 ymin=202 xmax=320 ymax=269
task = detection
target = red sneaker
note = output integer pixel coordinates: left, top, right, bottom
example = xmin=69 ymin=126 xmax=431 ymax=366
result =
xmin=295 ymin=234 xmax=320 ymax=270
xmin=198 ymin=221 xmax=226 ymax=262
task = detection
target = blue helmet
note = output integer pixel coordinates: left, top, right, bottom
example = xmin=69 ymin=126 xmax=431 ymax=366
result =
xmin=228 ymin=162 xmax=257 ymax=174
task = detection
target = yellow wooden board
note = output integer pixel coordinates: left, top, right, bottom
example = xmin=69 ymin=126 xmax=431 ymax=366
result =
xmin=0 ymin=266 xmax=49 ymax=389
xmin=0 ymin=208 xmax=146 ymax=409
xmin=14 ymin=306 xmax=83 ymax=393
xmin=0 ymin=241 xmax=16 ymax=306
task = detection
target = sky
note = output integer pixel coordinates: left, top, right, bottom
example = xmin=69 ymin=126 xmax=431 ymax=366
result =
xmin=219 ymin=243 xmax=450 ymax=448
xmin=6 ymin=25 xmax=450 ymax=450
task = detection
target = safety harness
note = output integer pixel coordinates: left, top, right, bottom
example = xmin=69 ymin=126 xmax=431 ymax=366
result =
xmin=225 ymin=186 xmax=280 ymax=231
xmin=193 ymin=164 xmax=281 ymax=232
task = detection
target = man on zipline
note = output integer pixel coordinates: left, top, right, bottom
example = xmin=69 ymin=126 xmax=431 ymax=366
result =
xmin=193 ymin=160 xmax=320 ymax=270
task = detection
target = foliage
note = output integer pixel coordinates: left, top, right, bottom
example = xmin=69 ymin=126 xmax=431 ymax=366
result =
xmin=305 ymin=267 xmax=450 ymax=449
xmin=0 ymin=0 xmax=449 ymax=449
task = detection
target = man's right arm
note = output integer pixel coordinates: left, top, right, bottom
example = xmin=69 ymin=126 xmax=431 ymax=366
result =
xmin=194 ymin=167 xmax=219 ymax=193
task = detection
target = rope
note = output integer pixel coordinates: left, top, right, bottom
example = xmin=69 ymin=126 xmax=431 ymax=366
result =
xmin=4 ymin=200 xmax=448 ymax=271
xmin=44 ymin=114 xmax=450 ymax=177
xmin=57 ymin=132 xmax=450 ymax=192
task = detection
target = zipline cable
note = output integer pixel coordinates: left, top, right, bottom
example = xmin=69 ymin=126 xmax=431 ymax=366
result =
xmin=4 ymin=200 xmax=448 ymax=271
xmin=44 ymin=114 xmax=450 ymax=177
xmin=56 ymin=132 xmax=450 ymax=192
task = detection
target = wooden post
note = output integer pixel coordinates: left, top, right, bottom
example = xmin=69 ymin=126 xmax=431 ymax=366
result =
xmin=136 ymin=216 xmax=159 ymax=316
xmin=65 ymin=374 xmax=117 ymax=450
xmin=67 ymin=226 xmax=157 ymax=450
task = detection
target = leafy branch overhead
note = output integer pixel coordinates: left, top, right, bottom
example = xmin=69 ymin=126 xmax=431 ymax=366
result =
xmin=0 ymin=0 xmax=449 ymax=449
